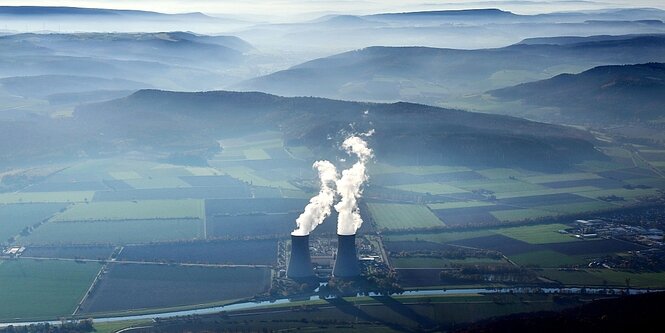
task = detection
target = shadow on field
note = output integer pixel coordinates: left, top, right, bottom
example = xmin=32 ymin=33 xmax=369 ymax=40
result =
xmin=324 ymin=297 xmax=410 ymax=332
xmin=370 ymin=295 xmax=437 ymax=329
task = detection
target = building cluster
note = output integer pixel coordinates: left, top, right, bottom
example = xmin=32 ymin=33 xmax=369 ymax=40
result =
xmin=570 ymin=219 xmax=664 ymax=247
xmin=277 ymin=234 xmax=386 ymax=280
xmin=1 ymin=246 xmax=25 ymax=258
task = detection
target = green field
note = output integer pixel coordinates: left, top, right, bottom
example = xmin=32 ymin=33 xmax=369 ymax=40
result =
xmin=588 ymin=269 xmax=665 ymax=288
xmin=243 ymin=148 xmax=271 ymax=160
xmin=388 ymin=223 xmax=580 ymax=245
xmin=367 ymin=203 xmax=444 ymax=230
xmin=451 ymin=178 xmax=545 ymax=193
xmin=184 ymin=167 xmax=220 ymax=176
xmin=508 ymin=250 xmax=587 ymax=267
xmin=0 ymin=191 xmax=95 ymax=204
xmin=0 ymin=203 xmax=66 ymax=244
xmin=222 ymin=166 xmax=296 ymax=190
xmin=0 ymin=259 xmax=101 ymax=321
xmin=539 ymin=269 xmax=607 ymax=286
xmin=535 ymin=201 xmax=619 ymax=215
xmin=494 ymin=186 xmax=600 ymax=199
xmin=51 ymin=200 xmax=205 ymax=222
xmin=491 ymin=209 xmax=559 ymax=222
xmin=216 ymin=134 xmax=283 ymax=161
xmin=475 ymin=168 xmax=541 ymax=180
xmin=109 ymin=171 xmax=142 ymax=180
xmin=387 ymin=183 xmax=467 ymax=195
xmin=521 ymin=172 xmax=601 ymax=184
xmin=427 ymin=201 xmax=496 ymax=210
xmin=370 ymin=163 xmax=470 ymax=175
xmin=123 ymin=177 xmax=191 ymax=189
xmin=23 ymin=219 xmax=203 ymax=245
xmin=387 ymin=229 xmax=495 ymax=244
xmin=392 ymin=256 xmax=504 ymax=268
xmin=575 ymin=160 xmax=626 ymax=172
xmin=575 ymin=188 xmax=661 ymax=202
xmin=495 ymin=224 xmax=577 ymax=244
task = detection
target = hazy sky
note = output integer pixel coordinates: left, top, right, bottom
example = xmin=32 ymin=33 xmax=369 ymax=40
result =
xmin=3 ymin=1 xmax=665 ymax=19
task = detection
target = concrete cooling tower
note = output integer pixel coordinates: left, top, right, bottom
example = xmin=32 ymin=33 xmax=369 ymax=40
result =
xmin=332 ymin=234 xmax=360 ymax=278
xmin=287 ymin=234 xmax=314 ymax=279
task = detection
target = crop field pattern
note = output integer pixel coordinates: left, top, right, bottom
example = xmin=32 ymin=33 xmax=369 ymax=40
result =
xmin=80 ymin=264 xmax=272 ymax=314
xmin=51 ymin=199 xmax=205 ymax=222
xmin=367 ymin=202 xmax=444 ymax=230
xmin=24 ymin=218 xmax=204 ymax=245
xmin=0 ymin=203 xmax=66 ymax=243
xmin=0 ymin=259 xmax=102 ymax=321
xmin=119 ymin=239 xmax=278 ymax=265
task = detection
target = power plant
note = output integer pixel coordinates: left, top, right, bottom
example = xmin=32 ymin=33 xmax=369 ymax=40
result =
xmin=332 ymin=234 xmax=360 ymax=278
xmin=287 ymin=234 xmax=315 ymax=279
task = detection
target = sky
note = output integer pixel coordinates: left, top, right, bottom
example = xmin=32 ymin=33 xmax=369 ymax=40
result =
xmin=2 ymin=1 xmax=665 ymax=19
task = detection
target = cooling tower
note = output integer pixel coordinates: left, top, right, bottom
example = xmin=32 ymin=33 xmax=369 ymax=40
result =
xmin=287 ymin=234 xmax=315 ymax=279
xmin=332 ymin=234 xmax=360 ymax=278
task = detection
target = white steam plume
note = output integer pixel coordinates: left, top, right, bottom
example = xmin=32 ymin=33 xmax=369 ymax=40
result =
xmin=334 ymin=134 xmax=373 ymax=235
xmin=291 ymin=160 xmax=339 ymax=236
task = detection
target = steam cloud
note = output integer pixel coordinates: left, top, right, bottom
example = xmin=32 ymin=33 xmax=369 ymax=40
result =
xmin=291 ymin=133 xmax=373 ymax=236
xmin=334 ymin=134 xmax=373 ymax=235
xmin=291 ymin=160 xmax=339 ymax=236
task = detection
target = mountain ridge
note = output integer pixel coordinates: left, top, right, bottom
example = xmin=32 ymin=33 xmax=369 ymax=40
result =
xmin=488 ymin=62 xmax=665 ymax=123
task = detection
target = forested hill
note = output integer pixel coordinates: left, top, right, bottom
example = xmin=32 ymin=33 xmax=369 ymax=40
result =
xmin=73 ymin=89 xmax=603 ymax=170
xmin=235 ymin=34 xmax=665 ymax=103
xmin=489 ymin=62 xmax=665 ymax=123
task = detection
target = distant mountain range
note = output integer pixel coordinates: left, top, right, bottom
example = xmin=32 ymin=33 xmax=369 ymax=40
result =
xmin=67 ymin=90 xmax=602 ymax=171
xmin=488 ymin=62 xmax=665 ymax=124
xmin=0 ymin=6 xmax=214 ymax=20
xmin=0 ymin=32 xmax=254 ymax=97
xmin=235 ymin=34 xmax=665 ymax=104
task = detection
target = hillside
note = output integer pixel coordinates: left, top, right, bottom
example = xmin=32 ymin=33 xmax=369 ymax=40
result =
xmin=71 ymin=89 xmax=603 ymax=171
xmin=488 ymin=62 xmax=665 ymax=123
xmin=0 ymin=6 xmax=216 ymax=20
xmin=0 ymin=32 xmax=253 ymax=93
xmin=235 ymin=34 xmax=665 ymax=104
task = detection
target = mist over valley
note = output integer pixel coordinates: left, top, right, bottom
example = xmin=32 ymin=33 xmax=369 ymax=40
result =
xmin=1 ymin=2 xmax=665 ymax=332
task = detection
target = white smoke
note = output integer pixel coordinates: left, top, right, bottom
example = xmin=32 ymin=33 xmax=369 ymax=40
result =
xmin=291 ymin=160 xmax=339 ymax=236
xmin=334 ymin=134 xmax=373 ymax=235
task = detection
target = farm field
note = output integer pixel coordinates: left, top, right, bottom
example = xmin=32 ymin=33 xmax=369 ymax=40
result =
xmin=23 ymin=219 xmax=203 ymax=245
xmin=386 ymin=223 xmax=576 ymax=245
xmin=367 ymin=203 xmax=444 ymax=230
xmin=493 ymin=224 xmax=576 ymax=244
xmin=79 ymin=264 xmax=271 ymax=314
xmin=0 ymin=191 xmax=94 ymax=204
xmin=0 ymin=203 xmax=66 ymax=244
xmin=93 ymin=186 xmax=252 ymax=201
xmin=205 ymin=198 xmax=307 ymax=216
xmin=490 ymin=208 xmax=560 ymax=222
xmin=118 ymin=239 xmax=278 ymax=265
xmin=508 ymin=250 xmax=588 ymax=267
xmin=0 ymin=259 xmax=102 ymax=321
xmin=51 ymin=199 xmax=205 ymax=222
xmin=387 ymin=183 xmax=467 ymax=195
xmin=21 ymin=245 xmax=115 ymax=260
xmin=122 ymin=177 xmax=192 ymax=189
xmin=391 ymin=256 xmax=505 ymax=268
xmin=207 ymin=213 xmax=300 ymax=238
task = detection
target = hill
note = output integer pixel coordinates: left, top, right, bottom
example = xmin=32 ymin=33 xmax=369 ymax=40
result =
xmin=0 ymin=6 xmax=214 ymax=20
xmin=488 ymin=63 xmax=665 ymax=124
xmin=71 ymin=89 xmax=603 ymax=171
xmin=0 ymin=32 xmax=253 ymax=93
xmin=235 ymin=35 xmax=665 ymax=104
